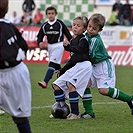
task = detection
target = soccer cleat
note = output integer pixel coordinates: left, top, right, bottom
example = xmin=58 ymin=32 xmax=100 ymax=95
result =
xmin=80 ymin=112 xmax=95 ymax=119
xmin=0 ymin=109 xmax=5 ymax=115
xmin=67 ymin=113 xmax=80 ymax=120
xmin=49 ymin=114 xmax=54 ymax=118
xmin=127 ymin=97 xmax=133 ymax=115
xmin=38 ymin=81 xmax=47 ymax=88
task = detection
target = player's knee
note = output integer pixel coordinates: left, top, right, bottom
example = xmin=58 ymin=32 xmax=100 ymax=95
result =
xmin=68 ymin=83 xmax=76 ymax=92
xmin=49 ymin=62 xmax=61 ymax=70
xmin=12 ymin=117 xmax=27 ymax=124
xmin=52 ymin=84 xmax=60 ymax=90
xmin=98 ymin=88 xmax=108 ymax=95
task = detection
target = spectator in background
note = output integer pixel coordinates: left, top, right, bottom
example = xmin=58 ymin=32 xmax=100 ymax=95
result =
xmin=22 ymin=0 xmax=36 ymax=25
xmin=33 ymin=8 xmax=44 ymax=25
xmin=20 ymin=12 xmax=32 ymax=25
xmin=10 ymin=11 xmax=21 ymax=25
xmin=121 ymin=0 xmax=131 ymax=26
xmin=107 ymin=8 xmax=120 ymax=26
xmin=131 ymin=5 xmax=133 ymax=25
xmin=112 ymin=0 xmax=123 ymax=24
xmin=22 ymin=0 xmax=36 ymax=14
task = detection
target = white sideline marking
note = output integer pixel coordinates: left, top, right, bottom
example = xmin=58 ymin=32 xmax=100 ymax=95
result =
xmin=32 ymin=101 xmax=123 ymax=110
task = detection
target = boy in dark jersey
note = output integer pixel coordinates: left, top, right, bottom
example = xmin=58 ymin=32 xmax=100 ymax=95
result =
xmin=0 ymin=0 xmax=32 ymax=132
xmin=37 ymin=6 xmax=72 ymax=88
xmin=52 ymin=16 xmax=93 ymax=120
xmin=82 ymin=13 xmax=133 ymax=117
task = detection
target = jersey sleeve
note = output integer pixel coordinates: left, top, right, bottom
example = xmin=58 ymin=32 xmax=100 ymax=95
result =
xmin=37 ymin=25 xmax=45 ymax=45
xmin=64 ymin=38 xmax=89 ymax=54
xmin=13 ymin=25 xmax=28 ymax=54
xmin=59 ymin=20 xmax=72 ymax=41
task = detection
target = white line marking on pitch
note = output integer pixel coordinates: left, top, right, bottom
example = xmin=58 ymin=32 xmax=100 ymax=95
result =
xmin=32 ymin=101 xmax=124 ymax=110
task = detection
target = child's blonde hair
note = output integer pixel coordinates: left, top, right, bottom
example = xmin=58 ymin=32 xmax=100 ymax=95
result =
xmin=74 ymin=16 xmax=88 ymax=28
xmin=89 ymin=13 xmax=105 ymax=30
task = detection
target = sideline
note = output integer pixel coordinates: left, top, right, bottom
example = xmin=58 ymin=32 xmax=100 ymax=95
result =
xmin=31 ymin=101 xmax=124 ymax=110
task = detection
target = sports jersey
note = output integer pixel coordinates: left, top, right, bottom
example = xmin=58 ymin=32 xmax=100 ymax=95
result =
xmin=85 ymin=32 xmax=111 ymax=64
xmin=0 ymin=19 xmax=28 ymax=69
xmin=60 ymin=34 xmax=91 ymax=75
xmin=37 ymin=19 xmax=72 ymax=44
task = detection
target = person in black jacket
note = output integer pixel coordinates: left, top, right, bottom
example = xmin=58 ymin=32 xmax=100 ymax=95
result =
xmin=37 ymin=6 xmax=72 ymax=88
xmin=121 ymin=0 xmax=131 ymax=25
xmin=0 ymin=0 xmax=32 ymax=132
xmin=22 ymin=0 xmax=36 ymax=13
xmin=52 ymin=16 xmax=93 ymax=120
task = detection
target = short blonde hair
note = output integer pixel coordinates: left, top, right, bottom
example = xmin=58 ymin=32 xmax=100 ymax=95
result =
xmin=89 ymin=13 xmax=105 ymax=30
xmin=74 ymin=16 xmax=88 ymax=28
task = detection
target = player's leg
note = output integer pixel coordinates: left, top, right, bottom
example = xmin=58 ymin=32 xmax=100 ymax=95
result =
xmin=67 ymin=61 xmax=92 ymax=120
xmin=12 ymin=117 xmax=31 ymax=133
xmin=98 ymin=87 xmax=133 ymax=115
xmin=81 ymin=76 xmax=96 ymax=119
xmin=81 ymin=87 xmax=95 ymax=118
xmin=52 ymin=84 xmax=65 ymax=102
xmin=67 ymin=83 xmax=80 ymax=120
xmin=38 ymin=61 xmax=61 ymax=88
xmin=96 ymin=59 xmax=133 ymax=115
xmin=38 ymin=42 xmax=63 ymax=88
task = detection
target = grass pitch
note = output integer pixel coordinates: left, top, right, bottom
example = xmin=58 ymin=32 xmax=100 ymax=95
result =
xmin=0 ymin=64 xmax=133 ymax=133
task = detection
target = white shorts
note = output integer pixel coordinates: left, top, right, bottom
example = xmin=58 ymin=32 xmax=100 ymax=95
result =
xmin=0 ymin=62 xmax=31 ymax=117
xmin=90 ymin=59 xmax=116 ymax=89
xmin=53 ymin=61 xmax=92 ymax=99
xmin=48 ymin=42 xmax=64 ymax=64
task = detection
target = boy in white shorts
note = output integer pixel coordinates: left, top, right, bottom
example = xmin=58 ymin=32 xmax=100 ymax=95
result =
xmin=37 ymin=6 xmax=72 ymax=88
xmin=82 ymin=13 xmax=133 ymax=117
xmin=0 ymin=0 xmax=32 ymax=132
xmin=52 ymin=16 xmax=93 ymax=120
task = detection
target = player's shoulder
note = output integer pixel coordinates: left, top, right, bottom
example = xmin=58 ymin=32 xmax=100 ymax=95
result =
xmin=56 ymin=19 xmax=65 ymax=25
xmin=0 ymin=19 xmax=16 ymax=29
xmin=42 ymin=21 xmax=48 ymax=26
xmin=80 ymin=34 xmax=87 ymax=41
xmin=76 ymin=34 xmax=88 ymax=42
xmin=0 ymin=19 xmax=11 ymax=25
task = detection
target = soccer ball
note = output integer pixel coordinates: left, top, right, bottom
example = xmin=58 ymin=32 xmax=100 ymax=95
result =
xmin=51 ymin=101 xmax=70 ymax=119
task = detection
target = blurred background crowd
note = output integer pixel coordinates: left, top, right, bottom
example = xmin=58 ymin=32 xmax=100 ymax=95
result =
xmin=6 ymin=0 xmax=133 ymax=26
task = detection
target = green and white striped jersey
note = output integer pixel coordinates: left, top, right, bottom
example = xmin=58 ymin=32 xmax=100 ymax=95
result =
xmin=85 ymin=32 xmax=111 ymax=64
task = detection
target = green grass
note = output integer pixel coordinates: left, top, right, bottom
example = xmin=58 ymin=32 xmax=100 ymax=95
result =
xmin=0 ymin=64 xmax=133 ymax=133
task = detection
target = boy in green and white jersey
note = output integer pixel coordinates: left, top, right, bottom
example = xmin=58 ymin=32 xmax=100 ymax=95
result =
xmin=81 ymin=13 xmax=133 ymax=118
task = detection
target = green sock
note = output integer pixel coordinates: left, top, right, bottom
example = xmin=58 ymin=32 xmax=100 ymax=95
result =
xmin=82 ymin=88 xmax=94 ymax=115
xmin=108 ymin=87 xmax=132 ymax=102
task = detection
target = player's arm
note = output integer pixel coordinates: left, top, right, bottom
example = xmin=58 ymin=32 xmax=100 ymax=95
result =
xmin=37 ymin=26 xmax=45 ymax=48
xmin=14 ymin=25 xmax=28 ymax=54
xmin=60 ymin=20 xmax=72 ymax=41
xmin=59 ymin=61 xmax=76 ymax=76
xmin=64 ymin=38 xmax=88 ymax=54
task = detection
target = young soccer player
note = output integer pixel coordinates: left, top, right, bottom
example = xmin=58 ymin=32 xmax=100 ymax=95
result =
xmin=37 ymin=6 xmax=72 ymax=88
xmin=82 ymin=13 xmax=133 ymax=117
xmin=52 ymin=16 xmax=93 ymax=120
xmin=0 ymin=0 xmax=32 ymax=132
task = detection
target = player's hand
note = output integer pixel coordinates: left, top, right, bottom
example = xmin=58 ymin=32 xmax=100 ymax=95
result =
xmin=39 ymin=42 xmax=46 ymax=48
xmin=55 ymin=70 xmax=60 ymax=78
xmin=63 ymin=39 xmax=69 ymax=46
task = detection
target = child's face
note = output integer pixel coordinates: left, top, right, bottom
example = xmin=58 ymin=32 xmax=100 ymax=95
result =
xmin=46 ymin=10 xmax=56 ymax=22
xmin=72 ymin=19 xmax=86 ymax=36
xmin=87 ymin=19 xmax=101 ymax=37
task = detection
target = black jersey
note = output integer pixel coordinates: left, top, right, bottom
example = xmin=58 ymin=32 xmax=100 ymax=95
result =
xmin=0 ymin=19 xmax=28 ymax=69
xmin=37 ymin=19 xmax=72 ymax=45
xmin=59 ymin=34 xmax=91 ymax=75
